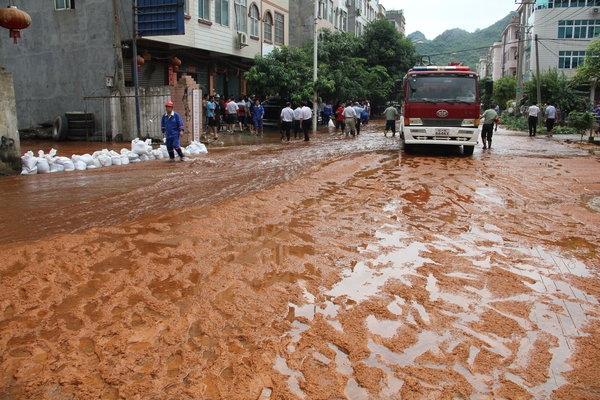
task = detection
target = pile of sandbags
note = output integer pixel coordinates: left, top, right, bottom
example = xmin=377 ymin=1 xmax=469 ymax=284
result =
xmin=20 ymin=139 xmax=208 ymax=175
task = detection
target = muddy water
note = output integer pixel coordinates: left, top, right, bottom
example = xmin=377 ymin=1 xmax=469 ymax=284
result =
xmin=1 ymin=123 xmax=599 ymax=399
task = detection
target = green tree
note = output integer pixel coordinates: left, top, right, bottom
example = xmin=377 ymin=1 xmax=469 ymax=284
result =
xmin=522 ymin=69 xmax=589 ymax=113
xmin=358 ymin=19 xmax=419 ymax=80
xmin=573 ymin=38 xmax=600 ymax=85
xmin=244 ymin=46 xmax=312 ymax=100
xmin=492 ymin=76 xmax=517 ymax=110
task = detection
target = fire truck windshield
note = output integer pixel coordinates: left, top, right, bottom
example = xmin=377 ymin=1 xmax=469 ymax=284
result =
xmin=407 ymin=74 xmax=477 ymax=103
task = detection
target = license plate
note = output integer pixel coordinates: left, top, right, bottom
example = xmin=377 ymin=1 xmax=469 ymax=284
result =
xmin=435 ymin=129 xmax=449 ymax=136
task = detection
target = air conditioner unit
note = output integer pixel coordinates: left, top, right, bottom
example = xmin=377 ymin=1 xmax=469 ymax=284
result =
xmin=237 ymin=32 xmax=248 ymax=48
xmin=593 ymin=7 xmax=599 ymax=13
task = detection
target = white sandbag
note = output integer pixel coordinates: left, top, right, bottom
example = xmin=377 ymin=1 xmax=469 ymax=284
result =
xmin=21 ymin=151 xmax=38 ymax=174
xmin=71 ymin=155 xmax=87 ymax=171
xmin=80 ymin=154 xmax=94 ymax=166
xmin=55 ymin=156 xmax=75 ymax=171
xmin=131 ymin=138 xmax=149 ymax=155
xmin=159 ymin=145 xmax=169 ymax=158
xmin=120 ymin=155 xmax=130 ymax=165
xmin=128 ymin=152 xmax=141 ymax=163
xmin=91 ymin=158 xmax=102 ymax=168
xmin=147 ymin=152 xmax=156 ymax=160
xmin=96 ymin=154 xmax=112 ymax=167
xmin=49 ymin=162 xmax=64 ymax=173
xmin=183 ymin=149 xmax=191 ymax=157
xmin=139 ymin=154 xmax=150 ymax=162
xmin=187 ymin=145 xmax=200 ymax=155
xmin=111 ymin=156 xmax=122 ymax=166
xmin=152 ymin=149 xmax=164 ymax=159
xmin=36 ymin=157 xmax=50 ymax=174
xmin=189 ymin=141 xmax=208 ymax=154
xmin=328 ymin=119 xmax=335 ymax=128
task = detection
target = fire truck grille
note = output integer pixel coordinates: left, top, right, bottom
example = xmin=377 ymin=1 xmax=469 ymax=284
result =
xmin=422 ymin=119 xmax=463 ymax=127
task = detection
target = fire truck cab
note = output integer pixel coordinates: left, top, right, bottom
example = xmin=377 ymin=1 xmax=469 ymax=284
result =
xmin=400 ymin=65 xmax=480 ymax=155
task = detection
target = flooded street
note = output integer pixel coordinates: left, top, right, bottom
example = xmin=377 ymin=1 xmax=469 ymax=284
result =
xmin=1 ymin=122 xmax=599 ymax=399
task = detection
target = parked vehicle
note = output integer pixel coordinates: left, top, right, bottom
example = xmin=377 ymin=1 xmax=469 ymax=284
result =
xmin=400 ymin=64 xmax=480 ymax=155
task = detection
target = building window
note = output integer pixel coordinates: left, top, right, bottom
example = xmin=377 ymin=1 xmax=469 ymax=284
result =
xmin=558 ymin=50 xmax=586 ymax=68
xmin=274 ymin=12 xmax=284 ymax=44
xmin=322 ymin=0 xmax=328 ymax=20
xmin=542 ymin=0 xmax=600 ymax=7
xmin=215 ymin=0 xmax=229 ymax=26
xmin=264 ymin=12 xmax=273 ymax=41
xmin=55 ymin=0 xmax=74 ymax=10
xmin=342 ymin=11 xmax=347 ymax=32
xmin=198 ymin=0 xmax=210 ymax=19
xmin=250 ymin=4 xmax=259 ymax=37
xmin=328 ymin=1 xmax=334 ymax=23
xmin=558 ymin=19 xmax=600 ymax=38
xmin=234 ymin=0 xmax=247 ymax=32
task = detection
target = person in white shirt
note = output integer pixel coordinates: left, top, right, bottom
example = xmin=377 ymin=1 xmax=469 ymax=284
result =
xmin=293 ymin=104 xmax=303 ymax=139
xmin=352 ymin=102 xmax=364 ymax=135
xmin=342 ymin=102 xmax=357 ymax=136
xmin=301 ymin=102 xmax=312 ymax=141
xmin=225 ymin=96 xmax=239 ymax=133
xmin=544 ymin=102 xmax=557 ymax=136
xmin=527 ymin=103 xmax=540 ymax=136
xmin=280 ymin=102 xmax=294 ymax=141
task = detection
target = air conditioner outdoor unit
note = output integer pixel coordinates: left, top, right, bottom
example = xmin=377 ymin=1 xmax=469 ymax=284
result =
xmin=593 ymin=7 xmax=599 ymax=13
xmin=237 ymin=32 xmax=248 ymax=48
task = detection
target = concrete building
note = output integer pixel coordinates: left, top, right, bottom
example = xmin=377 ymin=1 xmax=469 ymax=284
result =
xmin=385 ymin=9 xmax=406 ymax=35
xmin=500 ymin=16 xmax=520 ymax=78
xmin=519 ymin=0 xmax=599 ymax=81
xmin=0 ymin=0 xmax=289 ymax=141
xmin=289 ymin=0 xmax=383 ymax=47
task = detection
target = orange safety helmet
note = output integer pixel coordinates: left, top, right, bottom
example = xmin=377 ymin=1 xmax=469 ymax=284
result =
xmin=165 ymin=101 xmax=174 ymax=107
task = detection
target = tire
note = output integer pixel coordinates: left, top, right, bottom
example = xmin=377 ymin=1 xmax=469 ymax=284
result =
xmin=52 ymin=115 xmax=68 ymax=141
xmin=404 ymin=143 xmax=415 ymax=153
xmin=463 ymin=145 xmax=475 ymax=156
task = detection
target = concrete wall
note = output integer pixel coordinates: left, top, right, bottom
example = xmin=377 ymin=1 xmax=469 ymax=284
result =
xmin=531 ymin=7 xmax=593 ymax=79
xmin=0 ymin=1 xmax=117 ymax=131
xmin=0 ymin=68 xmax=20 ymax=170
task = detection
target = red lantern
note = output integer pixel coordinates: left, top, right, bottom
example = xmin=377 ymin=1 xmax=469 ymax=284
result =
xmin=136 ymin=55 xmax=144 ymax=71
xmin=170 ymin=57 xmax=181 ymax=72
xmin=0 ymin=6 xmax=31 ymax=44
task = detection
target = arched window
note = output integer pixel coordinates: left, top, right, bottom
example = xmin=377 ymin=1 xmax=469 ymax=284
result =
xmin=249 ymin=4 xmax=259 ymax=37
xmin=264 ymin=12 xmax=273 ymax=42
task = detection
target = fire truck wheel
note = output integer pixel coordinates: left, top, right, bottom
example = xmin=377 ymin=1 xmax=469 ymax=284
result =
xmin=463 ymin=145 xmax=475 ymax=156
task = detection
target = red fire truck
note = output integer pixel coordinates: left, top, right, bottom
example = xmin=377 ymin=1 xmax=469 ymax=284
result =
xmin=400 ymin=64 xmax=480 ymax=155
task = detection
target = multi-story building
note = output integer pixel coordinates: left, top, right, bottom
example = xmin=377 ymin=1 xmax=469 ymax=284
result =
xmin=500 ymin=16 xmax=520 ymax=78
xmin=289 ymin=0 xmax=382 ymax=47
xmin=0 ymin=0 xmax=289 ymax=140
xmin=385 ymin=9 xmax=406 ymax=35
xmin=519 ymin=0 xmax=599 ymax=82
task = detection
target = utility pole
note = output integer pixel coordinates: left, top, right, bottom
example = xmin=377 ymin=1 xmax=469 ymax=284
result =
xmin=515 ymin=6 xmax=526 ymax=106
xmin=535 ymin=34 xmax=542 ymax=107
xmin=111 ymin=0 xmax=130 ymax=141
xmin=132 ymin=0 xmax=141 ymax=138
xmin=312 ymin=0 xmax=318 ymax=134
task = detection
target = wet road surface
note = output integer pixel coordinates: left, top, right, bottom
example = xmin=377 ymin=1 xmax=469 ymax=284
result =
xmin=1 ymin=123 xmax=599 ymax=399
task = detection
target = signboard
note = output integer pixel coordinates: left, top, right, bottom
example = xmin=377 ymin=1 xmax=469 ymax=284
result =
xmin=192 ymin=89 xmax=201 ymax=142
xmin=137 ymin=0 xmax=185 ymax=37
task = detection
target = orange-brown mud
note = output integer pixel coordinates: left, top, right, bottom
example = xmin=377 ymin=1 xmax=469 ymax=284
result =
xmin=1 ymin=124 xmax=599 ymax=399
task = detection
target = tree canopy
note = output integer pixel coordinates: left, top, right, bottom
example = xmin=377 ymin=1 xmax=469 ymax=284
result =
xmin=244 ymin=19 xmax=418 ymax=109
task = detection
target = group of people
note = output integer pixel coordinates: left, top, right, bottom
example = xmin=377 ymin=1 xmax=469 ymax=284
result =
xmin=524 ymin=102 xmax=557 ymax=137
xmin=203 ymin=94 xmax=265 ymax=140
xmin=279 ymin=101 xmax=314 ymax=141
xmin=328 ymin=100 xmax=373 ymax=137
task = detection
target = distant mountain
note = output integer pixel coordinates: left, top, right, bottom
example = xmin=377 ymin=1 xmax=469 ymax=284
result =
xmin=409 ymin=12 xmax=518 ymax=70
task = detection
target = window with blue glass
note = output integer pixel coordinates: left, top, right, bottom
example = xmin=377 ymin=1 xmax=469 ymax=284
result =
xmin=558 ymin=20 xmax=600 ymax=38
xmin=198 ymin=0 xmax=209 ymax=20
xmin=540 ymin=0 xmax=600 ymax=7
xmin=558 ymin=50 xmax=586 ymax=68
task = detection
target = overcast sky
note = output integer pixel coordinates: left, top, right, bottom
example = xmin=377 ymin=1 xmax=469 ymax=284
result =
xmin=379 ymin=0 xmax=519 ymax=40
